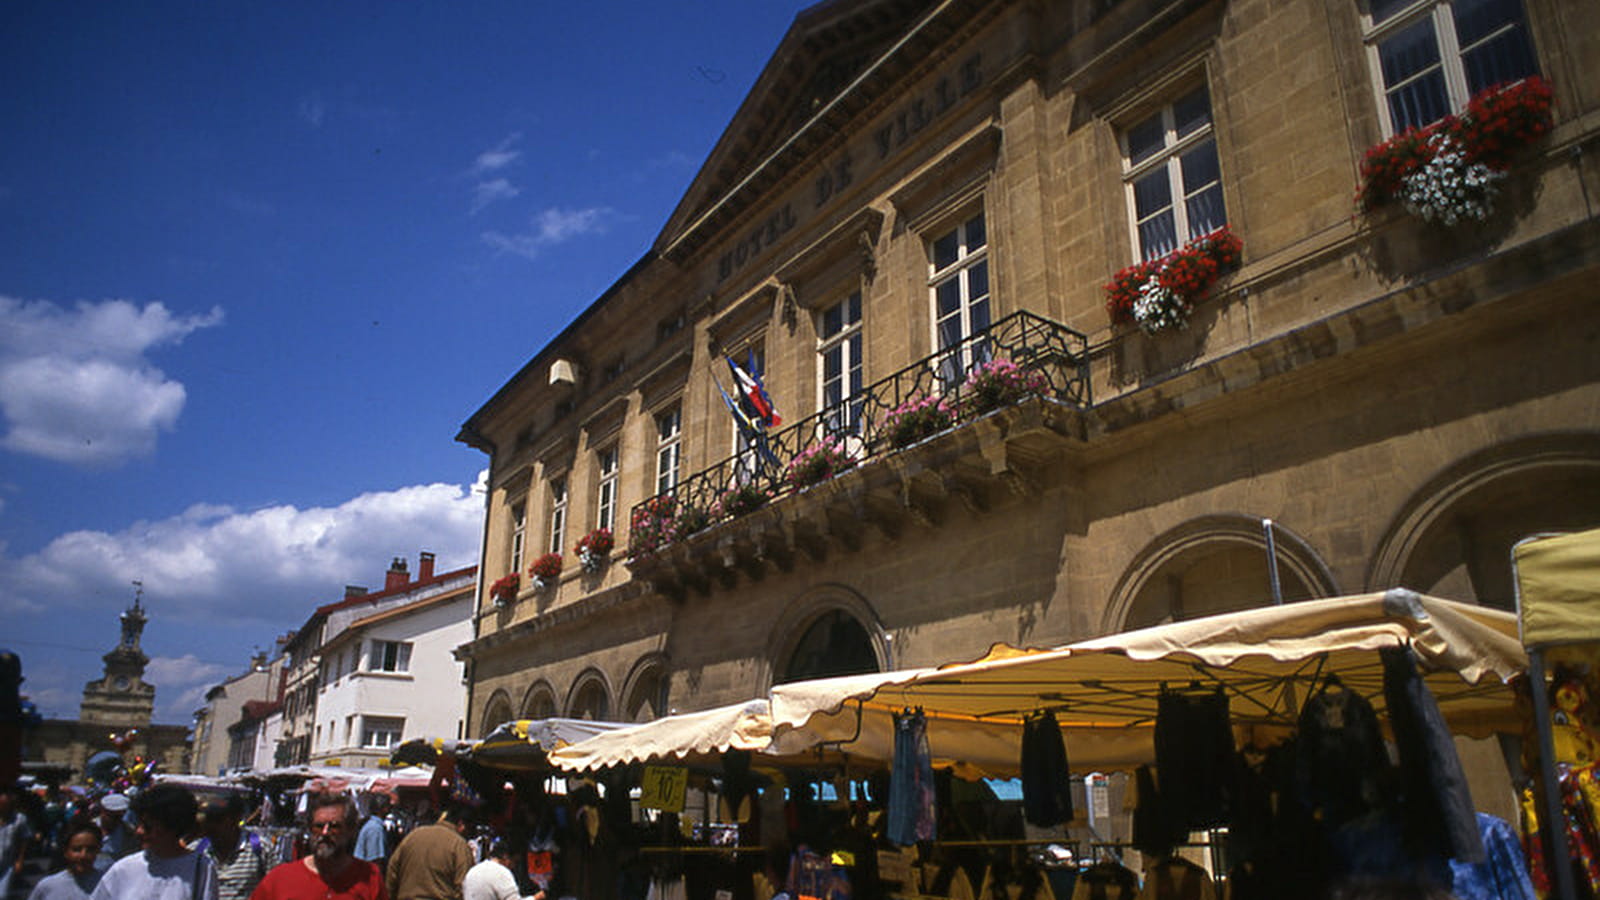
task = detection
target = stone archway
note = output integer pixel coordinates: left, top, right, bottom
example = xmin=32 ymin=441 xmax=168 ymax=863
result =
xmin=520 ymin=681 xmax=558 ymax=720
xmin=1369 ymin=434 xmax=1600 ymax=607
xmin=481 ymin=690 xmax=514 ymax=737
xmin=565 ymin=669 xmax=613 ymax=721
xmin=621 ymin=654 xmax=670 ymax=722
xmin=1105 ymin=514 xmax=1337 ymax=633
xmin=766 ymin=585 xmax=888 ymax=686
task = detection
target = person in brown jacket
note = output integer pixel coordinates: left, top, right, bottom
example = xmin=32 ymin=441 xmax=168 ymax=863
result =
xmin=384 ymin=807 xmax=474 ymax=900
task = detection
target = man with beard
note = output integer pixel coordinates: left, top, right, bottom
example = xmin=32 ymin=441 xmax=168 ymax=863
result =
xmin=250 ymin=794 xmax=385 ymax=900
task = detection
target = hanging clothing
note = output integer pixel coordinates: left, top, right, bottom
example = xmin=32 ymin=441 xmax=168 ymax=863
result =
xmin=1130 ymin=766 xmax=1185 ymax=859
xmin=1068 ymin=861 xmax=1138 ymax=900
xmin=888 ymin=709 xmax=936 ymax=846
xmin=1292 ymin=675 xmax=1389 ymax=828
xmin=1380 ymin=644 xmax=1484 ymax=864
xmin=1022 ymin=710 xmax=1075 ymax=828
xmin=1153 ymin=687 xmax=1233 ymax=829
xmin=1447 ymin=813 xmax=1536 ymax=900
xmin=1135 ymin=856 xmax=1214 ymax=900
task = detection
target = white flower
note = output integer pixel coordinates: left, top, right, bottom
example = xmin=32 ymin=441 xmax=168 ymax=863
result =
xmin=1400 ymin=134 xmax=1505 ymax=225
xmin=1131 ymin=273 xmax=1188 ymax=335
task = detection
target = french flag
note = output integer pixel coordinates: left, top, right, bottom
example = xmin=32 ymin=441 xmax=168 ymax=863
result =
xmin=727 ymin=355 xmax=781 ymax=429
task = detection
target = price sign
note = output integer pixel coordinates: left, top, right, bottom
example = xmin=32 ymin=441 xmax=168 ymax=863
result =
xmin=640 ymin=765 xmax=687 ymax=812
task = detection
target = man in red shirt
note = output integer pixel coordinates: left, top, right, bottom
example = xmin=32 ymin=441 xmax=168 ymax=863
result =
xmin=251 ymin=794 xmax=386 ymax=900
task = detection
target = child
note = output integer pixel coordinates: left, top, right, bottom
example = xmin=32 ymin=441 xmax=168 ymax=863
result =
xmin=29 ymin=822 xmax=105 ymax=900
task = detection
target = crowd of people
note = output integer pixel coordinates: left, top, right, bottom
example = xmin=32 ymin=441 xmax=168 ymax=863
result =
xmin=1 ymin=782 xmax=549 ymax=900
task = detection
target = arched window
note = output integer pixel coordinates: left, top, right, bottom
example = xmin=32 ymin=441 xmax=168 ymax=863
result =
xmin=623 ymin=660 xmax=669 ymax=722
xmin=521 ymin=682 xmax=558 ymax=720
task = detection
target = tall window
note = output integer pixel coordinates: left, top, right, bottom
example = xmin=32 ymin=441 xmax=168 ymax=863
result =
xmin=929 ymin=212 xmax=991 ymax=388
xmin=596 ymin=445 xmax=618 ymax=532
xmin=656 ymin=406 xmax=682 ymax=495
xmin=1123 ymin=84 xmax=1226 ymax=262
xmin=509 ymin=501 xmax=526 ymax=574
xmin=369 ymin=640 xmax=412 ymax=674
xmin=548 ymin=476 xmax=567 ymax=554
xmin=1363 ymin=0 xmax=1538 ymax=134
xmin=818 ymin=292 xmax=863 ymax=436
xmin=361 ymin=716 xmax=404 ymax=750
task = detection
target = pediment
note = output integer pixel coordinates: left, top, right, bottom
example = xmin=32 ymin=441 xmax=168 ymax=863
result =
xmin=656 ymin=0 xmax=939 ymax=259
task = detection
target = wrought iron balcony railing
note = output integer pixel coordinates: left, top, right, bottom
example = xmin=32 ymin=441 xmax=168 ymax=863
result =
xmin=628 ymin=311 xmax=1089 ymax=558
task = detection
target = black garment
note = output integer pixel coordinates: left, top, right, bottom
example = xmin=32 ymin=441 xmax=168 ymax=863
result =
xmin=1021 ymin=711 xmax=1075 ymax=827
xmin=1293 ymin=676 xmax=1390 ymax=828
xmin=1380 ymin=644 xmax=1484 ymax=864
xmin=1132 ymin=765 xmax=1186 ymax=859
xmin=1153 ymin=688 xmax=1234 ymax=829
xmin=1071 ymin=861 xmax=1138 ymax=900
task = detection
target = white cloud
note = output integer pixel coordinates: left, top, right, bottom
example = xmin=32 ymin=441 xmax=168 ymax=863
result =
xmin=146 ymin=655 xmax=232 ymax=722
xmin=0 ymin=297 xmax=222 ymax=466
xmin=3 ymin=474 xmax=488 ymax=722
xmin=0 ymin=478 xmax=485 ymax=622
xmin=471 ymin=133 xmax=522 ymax=175
xmin=471 ymin=178 xmax=520 ymax=214
xmin=482 ymin=207 xmax=616 ymax=260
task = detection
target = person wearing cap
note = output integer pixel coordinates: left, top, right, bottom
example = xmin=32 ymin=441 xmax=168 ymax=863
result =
xmin=462 ymin=839 xmax=544 ymax=900
xmin=91 ymin=784 xmax=218 ymax=900
xmin=199 ymin=795 xmax=266 ymax=900
xmin=93 ymin=794 xmax=135 ymax=870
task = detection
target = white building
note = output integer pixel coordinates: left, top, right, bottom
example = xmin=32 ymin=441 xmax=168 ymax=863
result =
xmin=307 ymin=581 xmax=474 ymax=768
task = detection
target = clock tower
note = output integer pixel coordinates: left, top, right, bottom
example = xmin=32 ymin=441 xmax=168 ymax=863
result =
xmin=79 ymin=587 xmax=155 ymax=728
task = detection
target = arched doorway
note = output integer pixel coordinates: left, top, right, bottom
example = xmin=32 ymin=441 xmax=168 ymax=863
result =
xmin=622 ymin=656 xmax=669 ymax=722
xmin=1371 ymin=437 xmax=1600 ymax=607
xmin=481 ymin=691 xmax=514 ymax=737
xmin=1108 ymin=515 xmax=1335 ymax=632
xmin=778 ymin=609 xmax=881 ymax=684
xmin=566 ymin=671 xmax=612 ymax=721
xmin=521 ymin=681 xmax=558 ymax=720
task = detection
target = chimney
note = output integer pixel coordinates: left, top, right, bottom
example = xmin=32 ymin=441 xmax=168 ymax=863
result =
xmin=385 ymin=557 xmax=409 ymax=591
xmin=418 ymin=551 xmax=436 ymax=581
xmin=250 ymin=651 xmax=267 ymax=672
xmin=344 ymin=585 xmax=368 ymax=599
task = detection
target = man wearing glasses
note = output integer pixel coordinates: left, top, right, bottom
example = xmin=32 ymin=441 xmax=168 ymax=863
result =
xmin=250 ymin=794 xmax=386 ymax=900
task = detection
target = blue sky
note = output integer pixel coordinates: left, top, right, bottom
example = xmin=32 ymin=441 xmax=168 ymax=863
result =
xmin=0 ymin=1 xmax=807 ymax=725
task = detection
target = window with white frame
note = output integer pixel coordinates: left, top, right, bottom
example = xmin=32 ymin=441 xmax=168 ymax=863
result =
xmin=1122 ymin=83 xmax=1226 ymax=262
xmin=656 ymin=405 xmax=682 ymax=495
xmin=509 ymin=500 xmax=526 ymax=574
xmin=369 ymin=640 xmax=412 ymax=673
xmin=1362 ymin=0 xmax=1538 ymax=135
xmin=361 ymin=716 xmax=404 ymax=750
xmin=818 ymin=292 xmax=863 ymax=437
xmin=596 ymin=445 xmax=619 ymax=532
xmin=548 ymin=476 xmax=568 ymax=554
xmin=929 ymin=212 xmax=991 ymax=388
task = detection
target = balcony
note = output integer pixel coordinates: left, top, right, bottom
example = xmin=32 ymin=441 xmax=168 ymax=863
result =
xmin=625 ymin=312 xmax=1089 ymax=597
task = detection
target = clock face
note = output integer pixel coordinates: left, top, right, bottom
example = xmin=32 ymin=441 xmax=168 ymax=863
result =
xmin=114 ymin=676 xmax=130 ymax=691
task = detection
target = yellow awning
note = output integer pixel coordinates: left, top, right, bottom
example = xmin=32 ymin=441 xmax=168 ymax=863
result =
xmin=1515 ymin=527 xmax=1600 ymax=647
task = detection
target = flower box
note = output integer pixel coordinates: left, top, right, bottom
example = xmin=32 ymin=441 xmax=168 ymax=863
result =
xmin=629 ymin=495 xmax=678 ymax=558
xmin=1104 ymin=226 xmax=1242 ymax=334
xmin=712 ymin=482 xmax=771 ymax=519
xmin=961 ymin=358 xmax=1051 ymax=415
xmin=883 ymin=395 xmax=954 ymax=448
xmin=529 ymin=552 xmax=562 ymax=588
xmin=488 ymin=573 xmax=519 ymax=607
xmin=576 ymin=528 xmax=614 ymax=573
xmin=786 ymin=439 xmax=856 ymax=490
xmin=1357 ymin=77 xmax=1553 ymax=225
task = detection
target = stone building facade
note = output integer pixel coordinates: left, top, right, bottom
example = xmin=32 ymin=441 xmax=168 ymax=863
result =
xmin=455 ymin=0 xmax=1600 ymax=737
